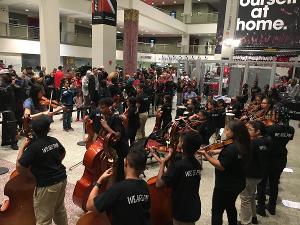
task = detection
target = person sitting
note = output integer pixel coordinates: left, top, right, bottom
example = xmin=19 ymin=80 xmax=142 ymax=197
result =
xmin=86 ymin=149 xmax=150 ymax=225
xmin=152 ymin=131 xmax=203 ymax=225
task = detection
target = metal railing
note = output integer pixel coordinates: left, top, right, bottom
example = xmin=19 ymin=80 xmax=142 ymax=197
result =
xmin=0 ymin=22 xmax=39 ymax=40
xmin=189 ymin=44 xmax=216 ymax=55
xmin=60 ymin=31 xmax=92 ymax=47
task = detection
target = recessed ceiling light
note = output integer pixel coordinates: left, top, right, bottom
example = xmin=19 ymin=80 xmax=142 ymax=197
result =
xmin=117 ymin=31 xmax=122 ymax=34
xmin=25 ymin=9 xmax=29 ymax=12
xmin=162 ymin=1 xmax=165 ymax=4
xmin=78 ymin=20 xmax=82 ymax=23
xmin=174 ymin=1 xmax=177 ymax=3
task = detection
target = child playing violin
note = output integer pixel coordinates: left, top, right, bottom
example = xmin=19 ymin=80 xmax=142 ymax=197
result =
xmin=152 ymin=131 xmax=203 ymax=225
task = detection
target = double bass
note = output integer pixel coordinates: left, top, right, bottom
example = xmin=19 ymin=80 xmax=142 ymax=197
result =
xmin=76 ymin=122 xmax=180 ymax=225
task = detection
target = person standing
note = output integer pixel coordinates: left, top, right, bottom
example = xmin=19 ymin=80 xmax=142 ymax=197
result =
xmin=17 ymin=115 xmax=68 ymax=225
xmin=199 ymin=120 xmax=250 ymax=225
xmin=125 ymin=97 xmax=140 ymax=146
xmin=60 ymin=79 xmax=75 ymax=131
xmin=54 ymin=66 xmax=64 ymax=101
xmin=239 ymin=121 xmax=271 ymax=225
xmin=160 ymin=95 xmax=173 ymax=129
xmin=152 ymin=131 xmax=203 ymax=225
xmin=136 ymin=84 xmax=149 ymax=140
xmin=256 ymin=107 xmax=295 ymax=216
xmin=0 ymin=69 xmax=18 ymax=150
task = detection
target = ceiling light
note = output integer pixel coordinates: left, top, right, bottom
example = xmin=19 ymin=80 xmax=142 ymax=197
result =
xmin=162 ymin=1 xmax=165 ymax=4
xmin=117 ymin=31 xmax=122 ymax=34
xmin=78 ymin=20 xmax=82 ymax=23
xmin=25 ymin=9 xmax=29 ymax=12
xmin=174 ymin=1 xmax=177 ymax=3
xmin=152 ymin=2 xmax=154 ymax=5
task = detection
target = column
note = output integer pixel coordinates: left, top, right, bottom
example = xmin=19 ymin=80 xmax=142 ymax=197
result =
xmin=39 ymin=0 xmax=60 ymax=70
xmin=181 ymin=34 xmax=190 ymax=54
xmin=61 ymin=16 xmax=75 ymax=45
xmin=123 ymin=9 xmax=139 ymax=76
xmin=92 ymin=25 xmax=116 ymax=72
xmin=183 ymin=0 xmax=192 ymax=24
xmin=0 ymin=5 xmax=9 ymax=36
xmin=221 ymin=0 xmax=239 ymax=60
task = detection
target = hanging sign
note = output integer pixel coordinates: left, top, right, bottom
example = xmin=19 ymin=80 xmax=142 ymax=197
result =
xmin=92 ymin=0 xmax=117 ymax=26
xmin=235 ymin=0 xmax=300 ymax=48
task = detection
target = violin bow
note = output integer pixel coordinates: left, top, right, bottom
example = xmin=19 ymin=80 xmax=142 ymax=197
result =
xmin=48 ymin=90 xmax=53 ymax=111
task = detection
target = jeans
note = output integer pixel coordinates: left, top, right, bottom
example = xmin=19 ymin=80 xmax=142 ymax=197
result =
xmin=212 ymin=188 xmax=241 ymax=225
xmin=34 ymin=179 xmax=68 ymax=225
xmin=257 ymin=157 xmax=287 ymax=212
xmin=76 ymin=108 xmax=83 ymax=120
xmin=63 ymin=106 xmax=72 ymax=129
xmin=1 ymin=110 xmax=17 ymax=145
xmin=240 ymin=178 xmax=262 ymax=224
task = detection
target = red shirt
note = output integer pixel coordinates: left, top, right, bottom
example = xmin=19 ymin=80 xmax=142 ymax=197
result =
xmin=54 ymin=70 xmax=64 ymax=89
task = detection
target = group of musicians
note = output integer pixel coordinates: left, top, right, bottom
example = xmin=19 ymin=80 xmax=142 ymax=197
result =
xmin=2 ymin=75 xmax=296 ymax=225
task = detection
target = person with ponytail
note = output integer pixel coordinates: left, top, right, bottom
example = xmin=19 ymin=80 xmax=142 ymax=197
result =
xmin=199 ymin=120 xmax=250 ymax=225
xmin=239 ymin=121 xmax=271 ymax=225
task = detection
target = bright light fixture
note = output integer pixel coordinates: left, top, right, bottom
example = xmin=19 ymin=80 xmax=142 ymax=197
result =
xmin=25 ymin=9 xmax=29 ymax=12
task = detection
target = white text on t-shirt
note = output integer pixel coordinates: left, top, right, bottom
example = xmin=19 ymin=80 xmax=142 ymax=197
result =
xmin=185 ymin=169 xmax=201 ymax=177
xmin=127 ymin=194 xmax=149 ymax=205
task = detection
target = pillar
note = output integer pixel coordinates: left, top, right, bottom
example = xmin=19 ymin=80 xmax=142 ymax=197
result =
xmin=123 ymin=9 xmax=139 ymax=76
xmin=39 ymin=0 xmax=60 ymax=71
xmin=221 ymin=0 xmax=239 ymax=60
xmin=92 ymin=25 xmax=116 ymax=72
xmin=61 ymin=16 xmax=75 ymax=45
xmin=181 ymin=34 xmax=190 ymax=54
xmin=183 ymin=0 xmax=192 ymax=24
xmin=0 ymin=5 xmax=9 ymax=36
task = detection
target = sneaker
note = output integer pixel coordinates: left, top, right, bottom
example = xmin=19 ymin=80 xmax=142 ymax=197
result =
xmin=252 ymin=216 xmax=259 ymax=224
xmin=69 ymin=127 xmax=74 ymax=131
xmin=10 ymin=144 xmax=19 ymax=150
xmin=256 ymin=205 xmax=267 ymax=217
xmin=1 ymin=142 xmax=10 ymax=146
xmin=63 ymin=129 xmax=69 ymax=132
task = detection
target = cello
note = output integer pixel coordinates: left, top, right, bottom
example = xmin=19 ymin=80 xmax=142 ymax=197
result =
xmin=0 ymin=130 xmax=36 ymax=225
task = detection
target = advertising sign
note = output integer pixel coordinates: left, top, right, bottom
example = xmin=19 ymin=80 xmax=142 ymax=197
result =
xmin=235 ymin=0 xmax=300 ymax=48
xmin=92 ymin=0 xmax=117 ymax=26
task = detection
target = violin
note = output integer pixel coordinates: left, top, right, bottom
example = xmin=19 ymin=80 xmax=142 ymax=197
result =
xmin=199 ymin=139 xmax=234 ymax=152
xmin=39 ymin=96 xmax=61 ymax=109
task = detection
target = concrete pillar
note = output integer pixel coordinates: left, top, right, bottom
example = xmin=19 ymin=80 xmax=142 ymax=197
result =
xmin=92 ymin=24 xmax=116 ymax=72
xmin=0 ymin=5 xmax=9 ymax=37
xmin=181 ymin=34 xmax=190 ymax=54
xmin=221 ymin=0 xmax=239 ymax=60
xmin=61 ymin=16 xmax=75 ymax=45
xmin=39 ymin=0 xmax=60 ymax=70
xmin=183 ymin=0 xmax=192 ymax=24
xmin=123 ymin=9 xmax=139 ymax=76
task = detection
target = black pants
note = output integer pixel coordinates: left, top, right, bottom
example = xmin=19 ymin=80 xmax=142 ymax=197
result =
xmin=76 ymin=108 xmax=84 ymax=120
xmin=212 ymin=188 xmax=241 ymax=225
xmin=257 ymin=157 xmax=287 ymax=211
xmin=128 ymin=127 xmax=138 ymax=147
xmin=1 ymin=111 xmax=17 ymax=145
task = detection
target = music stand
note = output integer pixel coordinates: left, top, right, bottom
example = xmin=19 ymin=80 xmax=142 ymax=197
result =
xmin=0 ymin=167 xmax=9 ymax=175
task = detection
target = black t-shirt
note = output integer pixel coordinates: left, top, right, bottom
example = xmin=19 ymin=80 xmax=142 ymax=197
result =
xmin=266 ymin=124 xmax=294 ymax=158
xmin=207 ymin=110 xmax=219 ymax=130
xmin=215 ymin=143 xmax=245 ymax=192
xmin=18 ymin=136 xmax=66 ymax=187
xmin=197 ymin=121 xmax=214 ymax=145
xmin=245 ymin=137 xmax=271 ymax=178
xmin=94 ymin=179 xmax=151 ymax=225
xmin=162 ymin=157 xmax=201 ymax=222
xmin=216 ymin=108 xmax=226 ymax=128
xmin=137 ymin=93 xmax=149 ymax=113
xmin=128 ymin=107 xmax=140 ymax=129
xmin=90 ymin=109 xmax=129 ymax=158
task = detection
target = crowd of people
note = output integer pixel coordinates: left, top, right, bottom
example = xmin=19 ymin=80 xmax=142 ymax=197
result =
xmin=0 ymin=63 xmax=299 ymax=225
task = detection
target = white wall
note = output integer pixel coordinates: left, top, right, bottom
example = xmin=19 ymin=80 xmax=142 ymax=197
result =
xmin=0 ymin=53 xmax=22 ymax=73
xmin=187 ymin=23 xmax=217 ymax=35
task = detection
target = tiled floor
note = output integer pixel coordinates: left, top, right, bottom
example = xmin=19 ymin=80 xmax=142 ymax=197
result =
xmin=0 ymin=111 xmax=299 ymax=225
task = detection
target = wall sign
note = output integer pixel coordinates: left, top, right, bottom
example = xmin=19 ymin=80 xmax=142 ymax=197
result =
xmin=235 ymin=0 xmax=300 ymax=48
xmin=92 ymin=0 xmax=117 ymax=26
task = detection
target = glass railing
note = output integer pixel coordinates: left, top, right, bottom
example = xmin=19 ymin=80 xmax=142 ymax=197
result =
xmin=182 ymin=12 xmax=218 ymax=24
xmin=189 ymin=45 xmax=216 ymax=55
xmin=0 ymin=22 xmax=215 ymax=55
xmin=60 ymin=31 xmax=92 ymax=47
xmin=0 ymin=23 xmax=40 ymax=40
